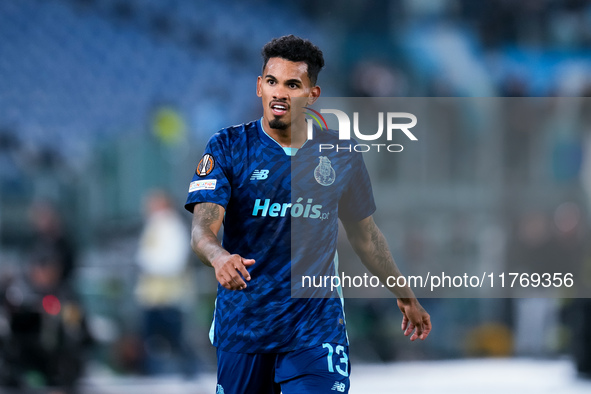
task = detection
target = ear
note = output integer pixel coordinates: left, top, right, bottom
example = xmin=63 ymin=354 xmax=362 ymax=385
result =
xmin=307 ymin=85 xmax=321 ymax=105
xmin=257 ymin=76 xmax=262 ymax=97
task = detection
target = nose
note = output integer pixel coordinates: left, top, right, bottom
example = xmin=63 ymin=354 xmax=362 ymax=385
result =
xmin=273 ymin=84 xmax=289 ymax=101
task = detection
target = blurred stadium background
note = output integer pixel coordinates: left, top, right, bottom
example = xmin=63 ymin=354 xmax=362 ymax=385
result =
xmin=1 ymin=0 xmax=591 ymax=392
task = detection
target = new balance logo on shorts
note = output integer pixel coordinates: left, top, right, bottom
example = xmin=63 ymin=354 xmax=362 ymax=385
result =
xmin=250 ymin=169 xmax=269 ymax=180
xmin=331 ymin=381 xmax=346 ymax=392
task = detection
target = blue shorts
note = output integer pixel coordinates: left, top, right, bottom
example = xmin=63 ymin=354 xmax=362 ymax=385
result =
xmin=216 ymin=343 xmax=350 ymax=394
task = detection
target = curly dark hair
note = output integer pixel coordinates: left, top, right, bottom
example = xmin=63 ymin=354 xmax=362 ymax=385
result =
xmin=261 ymin=35 xmax=325 ymax=85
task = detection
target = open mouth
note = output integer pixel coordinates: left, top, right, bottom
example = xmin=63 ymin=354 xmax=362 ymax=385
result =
xmin=270 ymin=102 xmax=288 ymax=116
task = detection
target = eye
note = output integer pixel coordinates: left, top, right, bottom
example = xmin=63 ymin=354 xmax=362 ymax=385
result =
xmin=288 ymin=83 xmax=298 ymax=89
xmin=267 ymin=79 xmax=276 ymax=85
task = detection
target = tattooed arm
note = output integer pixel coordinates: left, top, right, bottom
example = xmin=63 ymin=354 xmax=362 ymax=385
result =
xmin=191 ymin=203 xmax=255 ymax=290
xmin=342 ymin=216 xmax=431 ymax=341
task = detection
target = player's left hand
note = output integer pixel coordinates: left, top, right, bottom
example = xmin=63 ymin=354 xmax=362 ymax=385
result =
xmin=397 ymin=298 xmax=431 ymax=341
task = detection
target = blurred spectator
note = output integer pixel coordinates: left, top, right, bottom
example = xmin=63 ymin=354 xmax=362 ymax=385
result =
xmin=350 ymin=61 xmax=409 ymax=97
xmin=28 ymin=201 xmax=76 ymax=291
xmin=0 ymin=202 xmax=90 ymax=389
xmin=135 ymin=189 xmax=195 ymax=376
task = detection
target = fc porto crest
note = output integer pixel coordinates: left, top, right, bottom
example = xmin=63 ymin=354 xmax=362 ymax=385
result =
xmin=314 ymin=156 xmax=335 ymax=186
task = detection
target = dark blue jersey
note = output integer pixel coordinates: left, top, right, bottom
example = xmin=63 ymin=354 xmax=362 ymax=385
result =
xmin=185 ymin=118 xmax=375 ymax=353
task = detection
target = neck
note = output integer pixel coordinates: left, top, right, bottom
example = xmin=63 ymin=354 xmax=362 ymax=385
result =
xmin=264 ymin=118 xmax=307 ymax=148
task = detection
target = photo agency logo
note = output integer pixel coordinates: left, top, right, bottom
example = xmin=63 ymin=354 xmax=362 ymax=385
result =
xmin=304 ymin=107 xmax=417 ymax=153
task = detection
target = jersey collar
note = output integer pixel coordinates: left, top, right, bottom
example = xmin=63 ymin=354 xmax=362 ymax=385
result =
xmin=257 ymin=118 xmax=309 ymax=157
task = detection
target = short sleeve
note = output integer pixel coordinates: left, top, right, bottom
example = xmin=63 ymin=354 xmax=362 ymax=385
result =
xmin=338 ymin=151 xmax=376 ymax=222
xmin=184 ymin=132 xmax=232 ymax=213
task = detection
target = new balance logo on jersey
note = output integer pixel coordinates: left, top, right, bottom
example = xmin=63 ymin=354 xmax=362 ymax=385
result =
xmin=250 ymin=169 xmax=269 ymax=180
xmin=331 ymin=381 xmax=346 ymax=392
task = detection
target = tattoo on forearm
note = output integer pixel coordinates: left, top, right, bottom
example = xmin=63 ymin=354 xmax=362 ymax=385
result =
xmin=367 ymin=220 xmax=394 ymax=273
xmin=355 ymin=219 xmax=401 ymax=282
xmin=350 ymin=218 xmax=414 ymax=298
xmin=192 ymin=203 xmax=225 ymax=267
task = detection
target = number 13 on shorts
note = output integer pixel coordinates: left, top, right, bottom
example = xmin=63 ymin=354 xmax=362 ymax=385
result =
xmin=323 ymin=343 xmax=349 ymax=377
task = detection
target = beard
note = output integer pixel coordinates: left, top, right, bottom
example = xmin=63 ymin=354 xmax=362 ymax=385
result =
xmin=269 ymin=117 xmax=289 ymax=130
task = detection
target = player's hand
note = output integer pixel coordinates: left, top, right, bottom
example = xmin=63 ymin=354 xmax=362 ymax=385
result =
xmin=397 ymin=298 xmax=431 ymax=341
xmin=212 ymin=254 xmax=255 ymax=291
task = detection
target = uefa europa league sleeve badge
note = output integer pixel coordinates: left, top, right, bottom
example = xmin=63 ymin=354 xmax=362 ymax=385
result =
xmin=314 ymin=156 xmax=336 ymax=186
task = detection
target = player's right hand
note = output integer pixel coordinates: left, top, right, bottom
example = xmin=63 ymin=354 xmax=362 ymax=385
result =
xmin=212 ymin=254 xmax=255 ymax=291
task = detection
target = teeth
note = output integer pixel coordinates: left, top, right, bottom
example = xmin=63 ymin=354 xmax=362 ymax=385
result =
xmin=272 ymin=105 xmax=286 ymax=110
